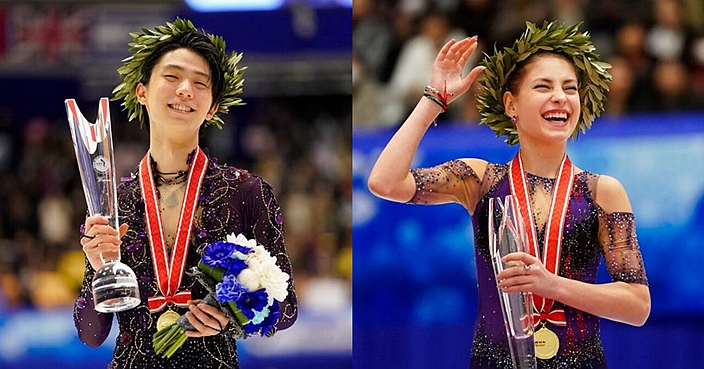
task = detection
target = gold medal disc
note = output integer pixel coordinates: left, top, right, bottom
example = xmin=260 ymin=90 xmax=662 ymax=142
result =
xmin=534 ymin=326 xmax=560 ymax=359
xmin=156 ymin=310 xmax=180 ymax=331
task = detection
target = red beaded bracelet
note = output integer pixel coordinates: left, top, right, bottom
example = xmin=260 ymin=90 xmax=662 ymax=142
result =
xmin=424 ymin=83 xmax=452 ymax=110
xmin=423 ymin=82 xmax=453 ymax=126
xmin=423 ymin=93 xmax=448 ymax=112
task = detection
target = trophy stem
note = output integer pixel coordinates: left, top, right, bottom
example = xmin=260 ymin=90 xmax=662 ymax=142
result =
xmin=489 ymin=195 xmax=538 ymax=369
xmin=508 ymin=334 xmax=537 ymax=369
xmin=99 ymin=250 xmax=121 ymax=266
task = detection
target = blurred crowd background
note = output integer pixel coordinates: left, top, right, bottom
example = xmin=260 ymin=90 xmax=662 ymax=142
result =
xmin=0 ymin=1 xmax=351 ymax=368
xmin=353 ymin=0 xmax=704 ymax=126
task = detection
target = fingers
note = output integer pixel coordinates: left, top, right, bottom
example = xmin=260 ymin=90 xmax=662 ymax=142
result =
xmin=81 ymin=232 xmax=121 ymax=250
xmin=81 ymin=217 xmax=125 ymax=269
xmin=119 ymin=223 xmax=129 ymax=238
xmin=196 ymin=303 xmax=229 ymax=330
xmin=496 ymin=253 xmax=538 ymax=281
xmin=81 ymin=217 xmax=126 ymax=248
xmin=82 ymin=217 xmax=118 ymax=242
xmin=85 ymin=224 xmax=119 ymax=238
xmin=467 ymin=65 xmax=486 ymax=80
xmin=81 ymin=226 xmax=120 ymax=246
xmin=461 ymin=65 xmax=486 ymax=91
xmin=184 ymin=303 xmax=226 ymax=337
xmin=440 ymin=36 xmax=478 ymax=64
xmin=82 ymin=244 xmax=119 ymax=270
xmin=497 ymin=260 xmax=535 ymax=286
xmin=496 ymin=262 xmax=531 ymax=281
xmin=498 ymin=276 xmax=534 ymax=293
xmin=432 ymin=36 xmax=483 ymax=98
xmin=454 ymin=36 xmax=478 ymax=65
xmin=435 ymin=38 xmax=457 ymax=63
xmin=84 ymin=215 xmax=110 ymax=231
xmin=82 ymin=240 xmax=121 ymax=255
xmin=502 ymin=252 xmax=536 ymax=265
xmin=457 ymin=37 xmax=478 ymax=65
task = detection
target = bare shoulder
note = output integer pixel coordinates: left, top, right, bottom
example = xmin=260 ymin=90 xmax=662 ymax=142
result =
xmin=458 ymin=158 xmax=489 ymax=179
xmin=595 ymin=174 xmax=633 ymax=213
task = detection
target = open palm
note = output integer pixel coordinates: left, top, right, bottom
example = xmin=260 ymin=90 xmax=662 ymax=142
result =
xmin=430 ymin=36 xmax=485 ymax=104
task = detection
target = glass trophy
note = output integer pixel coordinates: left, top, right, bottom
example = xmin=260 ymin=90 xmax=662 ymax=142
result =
xmin=66 ymin=97 xmax=140 ymax=313
xmin=488 ymin=195 xmax=537 ymax=369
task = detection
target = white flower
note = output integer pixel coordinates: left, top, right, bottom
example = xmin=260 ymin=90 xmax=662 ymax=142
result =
xmin=226 ymin=233 xmax=257 ymax=249
xmin=251 ymin=245 xmax=272 ymax=260
xmin=226 ymin=233 xmax=289 ymax=305
xmin=238 ymin=255 xmax=289 ymax=305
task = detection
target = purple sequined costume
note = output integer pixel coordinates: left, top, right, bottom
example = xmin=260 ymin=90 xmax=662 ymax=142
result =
xmin=73 ymin=152 xmax=297 ymax=369
xmin=410 ymin=160 xmax=648 ymax=369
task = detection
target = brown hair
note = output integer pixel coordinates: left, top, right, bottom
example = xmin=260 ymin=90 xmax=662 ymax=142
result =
xmin=505 ymin=52 xmax=580 ymax=95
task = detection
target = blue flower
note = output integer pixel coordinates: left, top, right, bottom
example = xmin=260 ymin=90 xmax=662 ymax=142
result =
xmin=250 ymin=306 xmax=270 ymax=325
xmin=224 ymin=258 xmax=248 ymax=277
xmin=231 ymin=243 xmax=254 ymax=260
xmin=215 ymin=275 xmax=248 ymax=303
xmin=236 ymin=290 xmax=269 ymax=319
xmin=243 ymin=302 xmax=280 ymax=335
xmin=259 ymin=302 xmax=280 ymax=336
xmin=202 ymin=241 xmax=236 ymax=269
xmin=243 ymin=321 xmax=259 ymax=335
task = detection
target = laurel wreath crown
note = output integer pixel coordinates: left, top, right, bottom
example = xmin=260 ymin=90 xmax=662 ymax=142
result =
xmin=112 ymin=17 xmax=246 ymax=129
xmin=477 ymin=21 xmax=612 ymax=145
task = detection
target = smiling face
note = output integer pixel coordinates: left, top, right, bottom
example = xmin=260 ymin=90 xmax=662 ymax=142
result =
xmin=503 ymin=54 xmax=581 ymax=146
xmin=136 ymin=47 xmax=219 ymax=143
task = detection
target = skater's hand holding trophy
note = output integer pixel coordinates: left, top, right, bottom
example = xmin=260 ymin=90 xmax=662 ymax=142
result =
xmin=489 ymin=195 xmax=537 ymax=369
xmin=66 ymin=98 xmax=140 ymax=313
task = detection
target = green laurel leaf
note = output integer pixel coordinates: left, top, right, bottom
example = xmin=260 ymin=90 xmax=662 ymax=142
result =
xmin=477 ymin=21 xmax=612 ymax=146
xmin=112 ymin=17 xmax=246 ymax=129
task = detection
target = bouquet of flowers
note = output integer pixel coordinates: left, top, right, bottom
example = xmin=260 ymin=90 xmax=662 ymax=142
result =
xmin=153 ymin=233 xmax=290 ymax=358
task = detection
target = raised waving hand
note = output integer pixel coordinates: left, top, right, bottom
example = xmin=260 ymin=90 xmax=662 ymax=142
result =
xmin=430 ymin=36 xmax=485 ymax=105
xmin=368 ymin=36 xmax=486 ymax=203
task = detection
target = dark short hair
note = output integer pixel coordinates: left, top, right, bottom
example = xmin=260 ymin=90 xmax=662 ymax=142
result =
xmin=140 ymin=31 xmax=224 ymax=109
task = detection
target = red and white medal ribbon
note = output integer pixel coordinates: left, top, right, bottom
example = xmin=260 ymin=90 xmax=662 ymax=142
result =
xmin=508 ymin=152 xmax=573 ymax=327
xmin=139 ymin=147 xmax=208 ymax=313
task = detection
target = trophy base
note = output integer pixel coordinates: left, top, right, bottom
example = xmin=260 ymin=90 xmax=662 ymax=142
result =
xmin=94 ymin=286 xmax=141 ymax=313
xmin=92 ymin=261 xmax=141 ymax=313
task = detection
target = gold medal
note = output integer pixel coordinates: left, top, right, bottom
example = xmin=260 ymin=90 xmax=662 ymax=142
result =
xmin=534 ymin=325 xmax=560 ymax=360
xmin=156 ymin=310 xmax=180 ymax=331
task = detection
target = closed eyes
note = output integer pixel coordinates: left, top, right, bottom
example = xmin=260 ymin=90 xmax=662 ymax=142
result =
xmin=533 ymin=84 xmax=578 ymax=92
xmin=163 ymin=74 xmax=209 ymax=88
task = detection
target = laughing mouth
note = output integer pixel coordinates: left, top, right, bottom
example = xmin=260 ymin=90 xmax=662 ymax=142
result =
xmin=542 ymin=111 xmax=569 ymax=123
xmin=169 ymin=104 xmax=195 ymax=113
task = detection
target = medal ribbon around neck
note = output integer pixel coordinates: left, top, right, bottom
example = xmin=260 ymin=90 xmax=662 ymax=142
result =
xmin=139 ymin=147 xmax=208 ymax=313
xmin=508 ymin=152 xmax=574 ymax=327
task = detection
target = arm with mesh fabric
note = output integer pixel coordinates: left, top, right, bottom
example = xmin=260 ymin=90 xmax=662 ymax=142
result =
xmin=407 ymin=159 xmax=485 ymax=212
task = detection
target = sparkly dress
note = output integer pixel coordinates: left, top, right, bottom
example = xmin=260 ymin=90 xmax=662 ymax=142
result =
xmin=410 ymin=160 xmax=648 ymax=369
xmin=73 ymin=153 xmax=298 ymax=369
